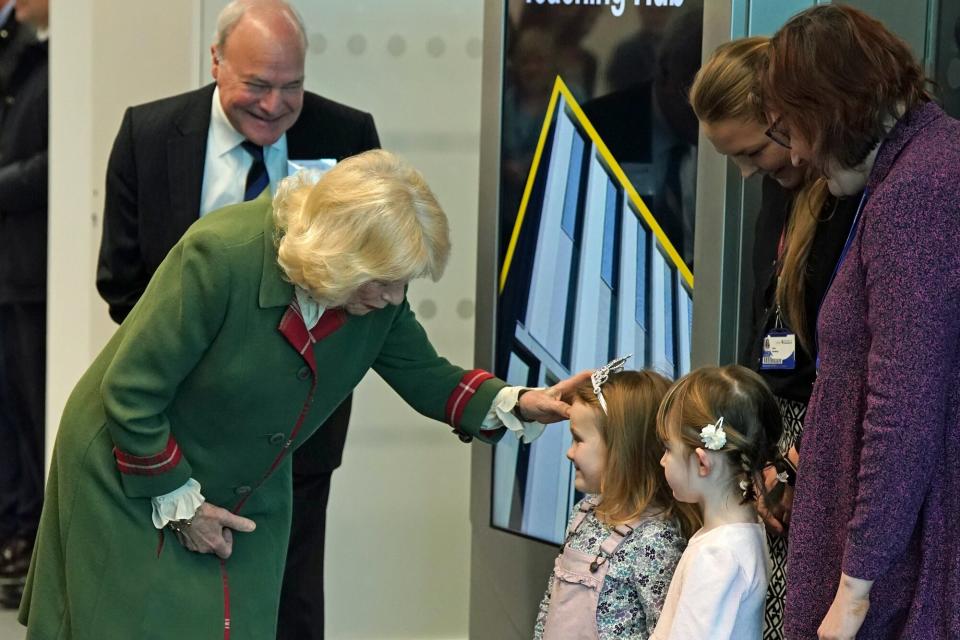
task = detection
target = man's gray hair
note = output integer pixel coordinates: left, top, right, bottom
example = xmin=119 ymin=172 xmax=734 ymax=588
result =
xmin=214 ymin=0 xmax=308 ymax=55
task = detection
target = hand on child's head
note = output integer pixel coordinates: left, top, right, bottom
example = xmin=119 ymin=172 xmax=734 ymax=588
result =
xmin=553 ymin=369 xmax=594 ymax=404
xmin=519 ymin=386 xmax=572 ymax=423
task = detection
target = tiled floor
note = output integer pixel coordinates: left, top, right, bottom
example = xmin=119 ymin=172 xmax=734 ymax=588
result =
xmin=0 ymin=608 xmax=24 ymax=639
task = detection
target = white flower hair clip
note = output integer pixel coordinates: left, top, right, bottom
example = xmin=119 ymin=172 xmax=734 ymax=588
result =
xmin=591 ymin=354 xmax=632 ymax=414
xmin=739 ymin=479 xmax=751 ymax=498
xmin=699 ymin=416 xmax=727 ymax=450
xmin=776 ymin=469 xmax=790 ymax=484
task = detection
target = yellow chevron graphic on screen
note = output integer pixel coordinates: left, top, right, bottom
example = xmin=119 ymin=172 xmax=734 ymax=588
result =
xmin=498 ymin=76 xmax=694 ymax=294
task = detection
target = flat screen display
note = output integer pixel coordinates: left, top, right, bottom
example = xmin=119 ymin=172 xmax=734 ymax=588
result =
xmin=492 ymin=0 xmax=703 ymax=544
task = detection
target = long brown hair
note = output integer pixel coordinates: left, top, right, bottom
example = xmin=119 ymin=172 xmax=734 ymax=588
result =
xmin=777 ymin=177 xmax=830 ymax=351
xmin=575 ymin=370 xmax=700 ymax=538
xmin=762 ymin=4 xmax=929 ymax=171
xmin=655 ymin=365 xmax=785 ymax=509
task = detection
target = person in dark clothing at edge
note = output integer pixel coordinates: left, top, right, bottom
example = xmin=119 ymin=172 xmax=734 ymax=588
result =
xmin=0 ymin=0 xmax=47 ymax=611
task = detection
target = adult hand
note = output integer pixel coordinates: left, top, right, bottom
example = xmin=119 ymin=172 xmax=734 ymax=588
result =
xmin=516 ymin=370 xmax=593 ymax=424
xmin=817 ymin=573 xmax=872 ymax=640
xmin=174 ymin=502 xmax=256 ymax=559
xmin=550 ymin=370 xmax=593 ymax=404
xmin=757 ymin=465 xmax=794 ymax=536
xmin=517 ymin=387 xmax=572 ymax=424
xmin=758 ymin=445 xmax=799 ymax=535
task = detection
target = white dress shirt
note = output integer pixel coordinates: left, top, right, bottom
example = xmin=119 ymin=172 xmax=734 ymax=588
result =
xmin=199 ymin=87 xmax=289 ymax=216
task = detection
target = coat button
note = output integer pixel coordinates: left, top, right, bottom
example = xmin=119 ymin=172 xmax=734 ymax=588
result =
xmin=4 ymin=96 xmax=13 ymax=106
xmin=269 ymin=433 xmax=285 ymax=445
xmin=0 ymin=30 xmax=7 ymax=39
xmin=234 ymin=485 xmax=252 ymax=495
xmin=296 ymin=366 xmax=311 ymax=381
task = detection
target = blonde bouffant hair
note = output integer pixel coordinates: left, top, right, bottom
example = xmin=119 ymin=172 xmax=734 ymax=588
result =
xmin=272 ymin=150 xmax=451 ymax=307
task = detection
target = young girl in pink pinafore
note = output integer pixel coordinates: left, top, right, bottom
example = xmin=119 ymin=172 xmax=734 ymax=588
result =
xmin=534 ymin=361 xmax=700 ymax=639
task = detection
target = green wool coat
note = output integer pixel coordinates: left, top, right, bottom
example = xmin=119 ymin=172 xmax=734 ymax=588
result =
xmin=18 ymin=194 xmax=506 ymax=639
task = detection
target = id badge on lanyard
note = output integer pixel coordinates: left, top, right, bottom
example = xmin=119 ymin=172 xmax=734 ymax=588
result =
xmin=761 ymin=306 xmax=796 ymax=370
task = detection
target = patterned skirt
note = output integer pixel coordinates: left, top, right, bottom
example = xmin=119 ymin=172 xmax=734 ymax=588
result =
xmin=763 ymin=397 xmax=806 ymax=640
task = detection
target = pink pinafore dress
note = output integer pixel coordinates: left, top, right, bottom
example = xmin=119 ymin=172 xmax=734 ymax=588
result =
xmin=542 ymin=498 xmax=645 ymax=639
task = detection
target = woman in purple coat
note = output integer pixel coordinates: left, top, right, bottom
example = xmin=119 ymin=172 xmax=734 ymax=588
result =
xmin=760 ymin=6 xmax=960 ymax=640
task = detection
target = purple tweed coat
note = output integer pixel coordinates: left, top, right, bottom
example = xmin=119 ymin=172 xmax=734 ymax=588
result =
xmin=784 ymin=101 xmax=960 ymax=639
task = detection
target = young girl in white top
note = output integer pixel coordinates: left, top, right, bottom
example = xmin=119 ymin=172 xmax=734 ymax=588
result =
xmin=535 ymin=358 xmax=700 ymax=640
xmin=653 ymin=365 xmax=785 ymax=640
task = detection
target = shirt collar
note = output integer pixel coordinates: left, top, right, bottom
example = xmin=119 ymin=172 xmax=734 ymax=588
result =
xmin=209 ymin=87 xmax=246 ymax=158
xmin=0 ymin=2 xmax=13 ymax=25
xmin=209 ymin=86 xmax=287 ymax=158
xmin=294 ymin=286 xmax=325 ymax=330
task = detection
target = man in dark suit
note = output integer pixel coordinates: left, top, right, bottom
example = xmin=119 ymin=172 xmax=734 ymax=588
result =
xmin=0 ymin=0 xmax=46 ymax=610
xmin=0 ymin=0 xmax=33 ymax=91
xmin=96 ymin=2 xmax=379 ymax=637
xmin=0 ymin=0 xmax=35 ymax=571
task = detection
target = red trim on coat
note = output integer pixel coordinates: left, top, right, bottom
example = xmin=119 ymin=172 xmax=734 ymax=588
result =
xmin=445 ymin=369 xmax=495 ymax=428
xmin=232 ymin=301 xmax=326 ymax=512
xmin=231 ymin=376 xmax=317 ymax=514
xmin=278 ymin=301 xmax=348 ymax=375
xmin=311 ymin=308 xmax=346 ymax=342
xmin=113 ymin=435 xmax=182 ymax=476
xmin=278 ymin=305 xmax=316 ymax=374
xmin=220 ymin=559 xmax=231 ymax=640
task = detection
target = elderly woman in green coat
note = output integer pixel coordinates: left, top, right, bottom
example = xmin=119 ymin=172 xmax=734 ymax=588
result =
xmin=18 ymin=150 xmax=579 ymax=639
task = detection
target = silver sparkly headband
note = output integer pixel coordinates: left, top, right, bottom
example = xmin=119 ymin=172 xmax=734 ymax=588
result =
xmin=591 ymin=354 xmax=632 ymax=414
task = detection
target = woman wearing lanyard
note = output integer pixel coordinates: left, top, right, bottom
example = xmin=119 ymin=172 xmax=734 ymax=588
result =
xmin=688 ymin=37 xmax=860 ymax=640
xmin=762 ymin=6 xmax=960 ymax=640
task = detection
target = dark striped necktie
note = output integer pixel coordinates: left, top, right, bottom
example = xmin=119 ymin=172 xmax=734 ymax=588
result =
xmin=241 ymin=141 xmax=270 ymax=201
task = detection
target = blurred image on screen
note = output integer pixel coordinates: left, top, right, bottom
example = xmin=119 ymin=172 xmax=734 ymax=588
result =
xmin=493 ymin=0 xmax=702 ymax=544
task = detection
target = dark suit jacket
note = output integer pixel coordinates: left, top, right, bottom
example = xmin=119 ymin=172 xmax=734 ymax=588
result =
xmin=0 ymin=37 xmax=46 ymax=304
xmin=97 ymin=83 xmax=379 ymax=473
xmin=0 ymin=9 xmax=34 ymax=93
xmin=97 ymin=83 xmax=380 ymax=324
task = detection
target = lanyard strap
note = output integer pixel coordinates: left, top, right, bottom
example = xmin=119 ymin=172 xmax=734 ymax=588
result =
xmin=775 ymin=224 xmax=787 ymax=277
xmin=815 ymin=188 xmax=870 ymax=370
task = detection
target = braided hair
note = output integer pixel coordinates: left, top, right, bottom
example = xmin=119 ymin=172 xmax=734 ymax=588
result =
xmin=656 ymin=365 xmax=785 ymax=508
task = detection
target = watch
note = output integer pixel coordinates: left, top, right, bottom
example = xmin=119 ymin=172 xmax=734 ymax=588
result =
xmin=512 ymin=388 xmax=531 ymax=422
xmin=166 ymin=502 xmax=203 ymax=537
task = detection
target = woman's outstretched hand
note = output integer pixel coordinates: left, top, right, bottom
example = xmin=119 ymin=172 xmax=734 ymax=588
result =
xmin=173 ymin=502 xmax=256 ymax=559
xmin=517 ymin=370 xmax=593 ymax=423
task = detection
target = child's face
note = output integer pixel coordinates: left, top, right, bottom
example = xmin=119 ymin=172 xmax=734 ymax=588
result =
xmin=566 ymin=400 xmax=606 ymax=494
xmin=660 ymin=435 xmax=700 ymax=503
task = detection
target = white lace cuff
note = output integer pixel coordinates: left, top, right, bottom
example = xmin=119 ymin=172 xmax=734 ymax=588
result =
xmin=151 ymin=478 xmax=205 ymax=529
xmin=480 ymin=386 xmax=546 ymax=443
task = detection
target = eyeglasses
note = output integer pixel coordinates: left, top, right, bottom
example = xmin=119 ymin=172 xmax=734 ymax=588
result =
xmin=764 ymin=117 xmax=792 ymax=149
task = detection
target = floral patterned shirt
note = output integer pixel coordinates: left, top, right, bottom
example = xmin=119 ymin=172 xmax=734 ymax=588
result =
xmin=533 ymin=497 xmax=686 ymax=640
